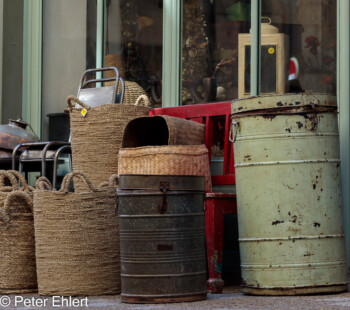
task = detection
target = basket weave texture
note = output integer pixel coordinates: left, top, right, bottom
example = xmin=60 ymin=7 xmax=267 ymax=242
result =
xmin=119 ymin=81 xmax=148 ymax=105
xmin=118 ymin=145 xmax=212 ymax=192
xmin=105 ymin=54 xmax=126 ymax=79
xmin=122 ymin=115 xmax=205 ymax=147
xmin=33 ymin=172 xmax=120 ymax=296
xmin=0 ymin=170 xmax=37 ymax=293
xmin=67 ymin=95 xmax=149 ymax=188
xmin=162 ymin=115 xmax=205 ymax=145
xmin=105 ymin=53 xmax=148 ymax=105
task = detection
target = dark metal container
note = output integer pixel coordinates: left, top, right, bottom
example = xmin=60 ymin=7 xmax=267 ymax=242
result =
xmin=47 ymin=112 xmax=70 ymax=142
xmin=0 ymin=119 xmax=39 ymax=159
xmin=118 ymin=174 xmax=207 ymax=304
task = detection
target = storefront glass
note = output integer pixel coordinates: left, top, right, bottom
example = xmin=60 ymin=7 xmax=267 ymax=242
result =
xmin=105 ymin=0 xmax=163 ymax=107
xmin=261 ymin=0 xmax=336 ymax=95
xmin=0 ymin=0 xmax=23 ymax=124
xmin=181 ymin=0 xmax=251 ymax=105
xmin=41 ymin=0 xmax=96 ymax=140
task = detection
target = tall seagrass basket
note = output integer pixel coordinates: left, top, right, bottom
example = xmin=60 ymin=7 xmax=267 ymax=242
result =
xmin=33 ymin=172 xmax=120 ymax=296
xmin=67 ymin=95 xmax=150 ymax=189
xmin=0 ymin=170 xmax=37 ymax=293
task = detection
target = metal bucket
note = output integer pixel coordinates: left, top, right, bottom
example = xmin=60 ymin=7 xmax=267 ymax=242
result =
xmin=231 ymin=94 xmax=348 ymax=295
xmin=117 ymin=174 xmax=207 ymax=303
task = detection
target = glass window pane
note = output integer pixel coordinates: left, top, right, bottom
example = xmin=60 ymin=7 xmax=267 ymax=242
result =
xmin=42 ymin=0 xmax=96 ymax=140
xmin=105 ymin=0 xmax=163 ymax=107
xmin=181 ymin=0 xmax=251 ymax=105
xmin=261 ymin=0 xmax=336 ymax=94
xmin=0 ymin=0 xmax=23 ymax=123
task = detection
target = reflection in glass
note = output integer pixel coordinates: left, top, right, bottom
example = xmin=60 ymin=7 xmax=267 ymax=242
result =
xmin=262 ymin=0 xmax=336 ymax=94
xmin=105 ymin=0 xmax=163 ymax=107
xmin=181 ymin=0 xmax=251 ymax=105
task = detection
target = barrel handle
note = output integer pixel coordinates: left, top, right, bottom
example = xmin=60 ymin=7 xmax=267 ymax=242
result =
xmin=158 ymin=181 xmax=169 ymax=214
xmin=229 ymin=120 xmax=240 ymax=143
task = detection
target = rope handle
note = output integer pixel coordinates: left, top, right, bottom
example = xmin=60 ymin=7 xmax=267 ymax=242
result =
xmin=0 ymin=190 xmax=33 ymax=227
xmin=135 ymin=95 xmax=151 ymax=107
xmin=35 ymin=176 xmax=53 ymax=191
xmin=0 ymin=170 xmax=19 ymax=191
xmin=108 ymin=174 xmax=119 ymax=187
xmin=7 ymin=170 xmax=32 ymax=193
xmin=60 ymin=171 xmax=97 ymax=193
xmin=66 ymin=95 xmax=91 ymax=112
xmin=97 ymin=181 xmax=109 ymax=189
xmin=97 ymin=174 xmax=119 ymax=189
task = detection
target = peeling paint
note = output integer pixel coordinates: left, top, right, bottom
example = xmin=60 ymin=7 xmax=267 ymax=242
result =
xmin=272 ymin=220 xmax=284 ymax=225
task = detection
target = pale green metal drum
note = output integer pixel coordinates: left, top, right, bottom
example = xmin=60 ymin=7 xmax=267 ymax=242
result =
xmin=231 ymin=94 xmax=348 ymax=295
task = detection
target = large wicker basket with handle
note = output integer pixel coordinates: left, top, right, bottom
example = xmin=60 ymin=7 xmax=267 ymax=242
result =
xmin=0 ymin=170 xmax=36 ymax=293
xmin=118 ymin=145 xmax=212 ymax=192
xmin=67 ymin=95 xmax=150 ymax=188
xmin=33 ymin=172 xmax=120 ymax=296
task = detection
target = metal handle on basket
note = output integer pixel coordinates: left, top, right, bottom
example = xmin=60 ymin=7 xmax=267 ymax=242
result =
xmin=77 ymin=67 xmax=125 ymax=104
xmin=158 ymin=181 xmax=170 ymax=214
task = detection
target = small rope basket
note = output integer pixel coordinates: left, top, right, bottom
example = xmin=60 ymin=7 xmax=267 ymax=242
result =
xmin=67 ymin=95 xmax=150 ymax=189
xmin=118 ymin=145 xmax=212 ymax=192
xmin=33 ymin=172 xmax=120 ymax=296
xmin=0 ymin=170 xmax=37 ymax=293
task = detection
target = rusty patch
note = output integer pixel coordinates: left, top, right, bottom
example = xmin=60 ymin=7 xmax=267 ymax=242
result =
xmin=290 ymin=215 xmax=297 ymax=223
xmin=157 ymin=244 xmax=173 ymax=251
xmin=272 ymin=220 xmax=284 ymax=225
xmin=296 ymin=121 xmax=303 ymax=129
xmin=285 ymin=128 xmax=291 ymax=133
xmin=276 ymin=102 xmax=283 ymax=106
xmin=304 ymin=252 xmax=313 ymax=257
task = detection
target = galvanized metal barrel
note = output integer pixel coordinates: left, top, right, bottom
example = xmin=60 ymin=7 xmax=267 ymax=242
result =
xmin=118 ymin=174 xmax=207 ymax=303
xmin=231 ymin=94 xmax=348 ymax=295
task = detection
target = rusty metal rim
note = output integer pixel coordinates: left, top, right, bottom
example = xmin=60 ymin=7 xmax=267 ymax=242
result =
xmin=235 ymin=159 xmax=340 ymax=168
xmin=242 ymin=261 xmax=347 ymax=269
xmin=121 ymin=292 xmax=207 ymax=304
xmin=241 ymin=283 xmax=348 ymax=296
xmin=239 ymin=234 xmax=345 ymax=242
xmin=117 ymin=190 xmax=204 ymax=196
xmin=235 ymin=132 xmax=339 ymax=141
xmin=121 ymin=271 xmax=207 ymax=278
xmin=120 ymin=255 xmax=206 ymax=265
xmin=119 ymin=213 xmax=204 ymax=218
xmin=231 ymin=106 xmax=337 ymax=118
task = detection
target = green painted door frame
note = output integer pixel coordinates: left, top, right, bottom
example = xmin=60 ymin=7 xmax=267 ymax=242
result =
xmin=22 ymin=0 xmax=42 ymax=138
xmin=337 ymin=0 xmax=350 ymax=272
xmin=162 ymin=0 xmax=182 ymax=107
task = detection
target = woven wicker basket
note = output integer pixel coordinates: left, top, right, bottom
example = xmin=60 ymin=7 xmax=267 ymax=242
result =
xmin=118 ymin=145 xmax=212 ymax=192
xmin=122 ymin=115 xmax=205 ymax=147
xmin=105 ymin=54 xmax=126 ymax=79
xmin=119 ymin=81 xmax=148 ymax=105
xmin=0 ymin=170 xmax=36 ymax=293
xmin=67 ymin=95 xmax=150 ymax=189
xmin=105 ymin=53 xmax=148 ymax=105
xmin=33 ymin=172 xmax=120 ymax=296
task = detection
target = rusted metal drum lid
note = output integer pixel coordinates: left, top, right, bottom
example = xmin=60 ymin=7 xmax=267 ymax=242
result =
xmin=118 ymin=174 xmax=205 ymax=192
xmin=231 ymin=93 xmax=337 ymax=116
